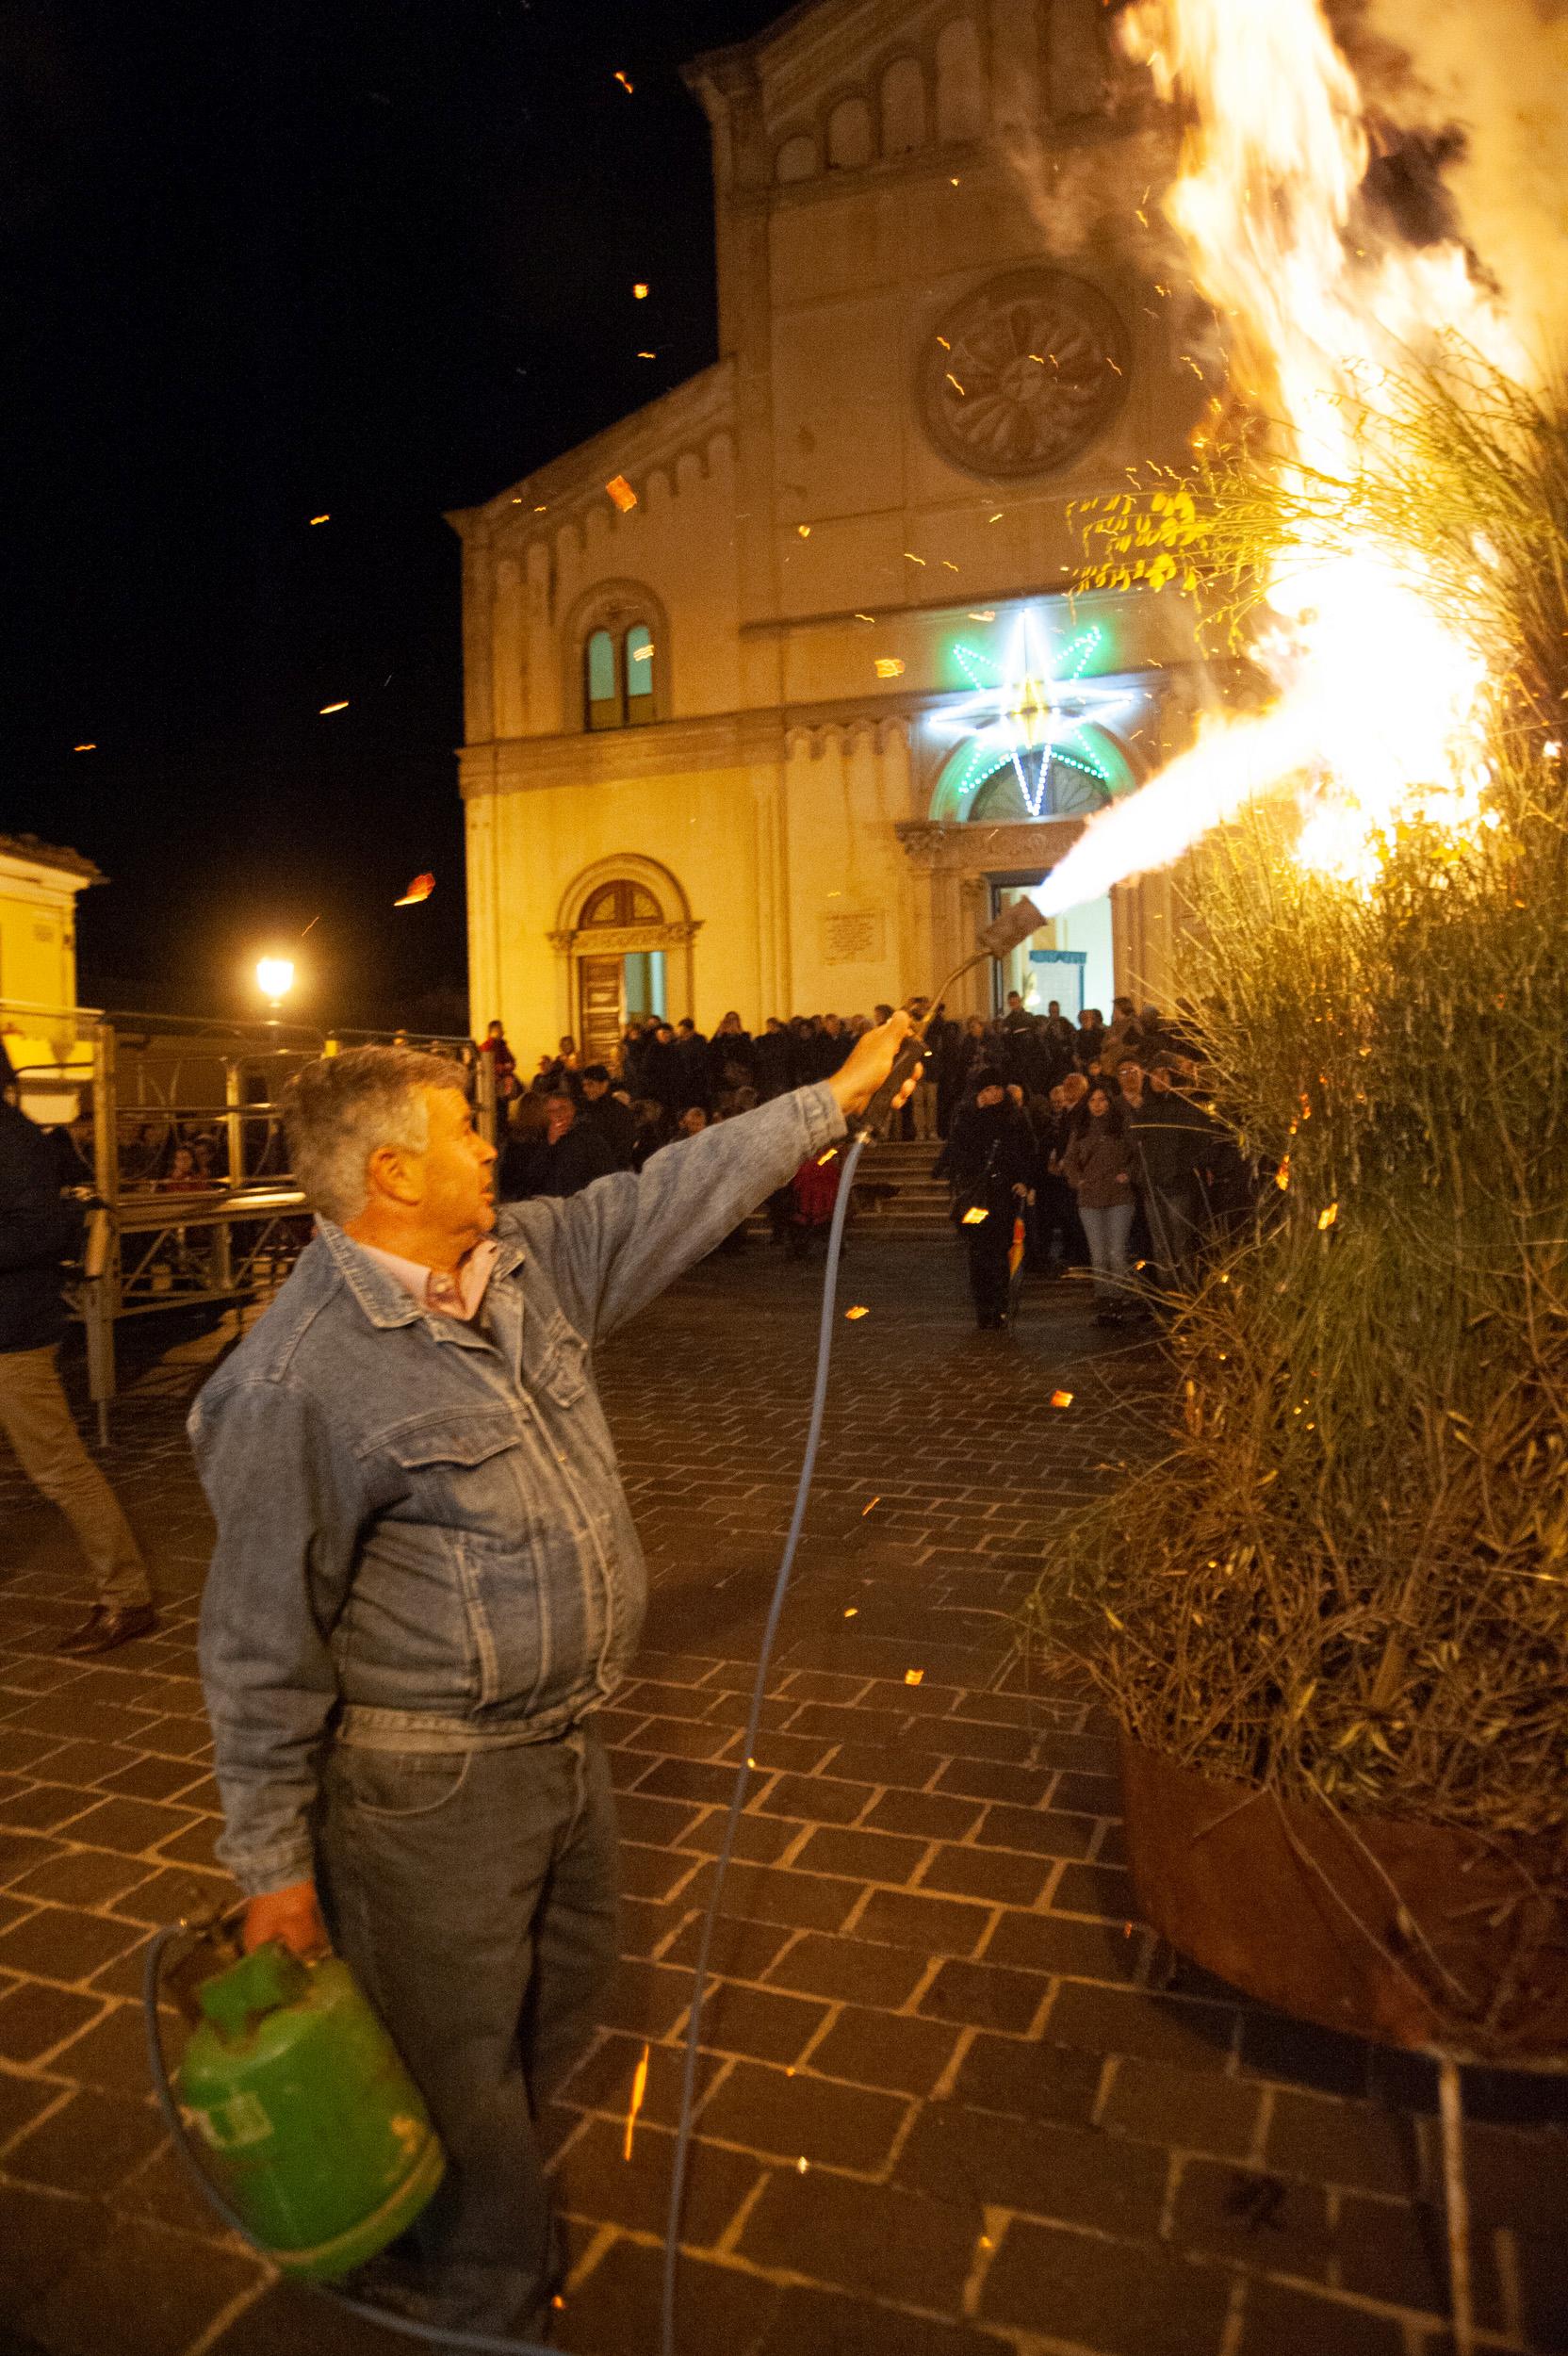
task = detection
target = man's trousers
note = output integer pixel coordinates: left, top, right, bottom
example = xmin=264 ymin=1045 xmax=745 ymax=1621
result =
xmin=0 ymin=1345 xmax=150 ymax=1605
xmin=314 ymin=1726 xmax=619 ymax=2343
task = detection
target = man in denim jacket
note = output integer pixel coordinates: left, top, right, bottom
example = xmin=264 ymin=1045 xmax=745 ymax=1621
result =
xmin=192 ymin=1028 xmax=910 ymax=2340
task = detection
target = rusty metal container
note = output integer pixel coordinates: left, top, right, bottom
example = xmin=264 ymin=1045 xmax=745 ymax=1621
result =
xmin=1118 ymin=1734 xmax=1568 ymax=2061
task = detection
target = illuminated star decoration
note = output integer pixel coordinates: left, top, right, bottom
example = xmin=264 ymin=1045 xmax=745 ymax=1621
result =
xmin=939 ymin=610 xmax=1125 ymax=817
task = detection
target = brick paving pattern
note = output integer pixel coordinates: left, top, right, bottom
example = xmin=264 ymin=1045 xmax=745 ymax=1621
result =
xmin=0 ymin=1244 xmax=1564 ymax=2356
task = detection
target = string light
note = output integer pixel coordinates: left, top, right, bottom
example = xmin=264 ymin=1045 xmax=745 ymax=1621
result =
xmin=933 ymin=612 xmax=1126 ymax=816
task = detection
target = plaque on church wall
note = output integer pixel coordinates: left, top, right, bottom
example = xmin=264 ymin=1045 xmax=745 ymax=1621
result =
xmin=822 ymin=908 xmax=885 ymax=965
xmin=919 ymin=266 xmax=1131 ymax=479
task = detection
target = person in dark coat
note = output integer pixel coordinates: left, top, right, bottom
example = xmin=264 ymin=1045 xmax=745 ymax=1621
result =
xmin=709 ymin=1013 xmax=755 ymax=1100
xmin=639 ymin=1023 xmax=681 ymax=1114
xmin=531 ymin=1093 xmax=617 ymax=1198
xmin=1127 ymin=1059 xmax=1212 ymax=1294
xmin=934 ymin=1069 xmax=1035 ymax=1330
xmin=673 ymin=1020 xmax=711 ymax=1112
xmin=0 ymin=1077 xmax=155 ymax=1653
xmin=496 ymin=1092 xmax=552 ymax=1201
xmin=629 ymin=1098 xmax=674 ymax=1172
xmin=619 ymin=1023 xmax=652 ymax=1098
xmin=1037 ymin=1073 xmax=1090 ymax=1270
xmin=814 ymin=1014 xmax=853 ymax=1078
xmin=1074 ymin=1006 xmax=1107 ymax=1071
xmin=924 ymin=1004 xmax=960 ymax=1137
xmin=1040 ymin=1001 xmax=1077 ymax=1061
xmin=578 ymin=1067 xmax=636 ymax=1170
xmin=754 ymin=1019 xmax=793 ymax=1101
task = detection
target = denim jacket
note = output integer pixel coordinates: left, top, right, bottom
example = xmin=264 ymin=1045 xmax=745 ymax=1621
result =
xmin=192 ymin=1081 xmax=844 ymax=1896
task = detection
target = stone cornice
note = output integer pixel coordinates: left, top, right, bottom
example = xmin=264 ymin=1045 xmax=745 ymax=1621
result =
xmin=448 ymin=363 xmax=736 ymax=547
xmin=458 ymin=694 xmax=925 ymax=796
xmin=894 ymin=816 xmax=1086 ymax=872
xmin=0 ymin=834 xmax=104 ymax=888
xmin=547 ymin=920 xmax=704 ymax=956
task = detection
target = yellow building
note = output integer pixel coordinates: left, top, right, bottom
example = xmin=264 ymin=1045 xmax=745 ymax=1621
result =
xmin=0 ymin=832 xmax=99 ymax=1021
xmin=451 ymin=0 xmax=1209 ymax=1068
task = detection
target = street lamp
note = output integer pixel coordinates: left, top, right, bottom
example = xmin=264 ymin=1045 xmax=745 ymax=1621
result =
xmin=256 ymin=957 xmax=295 ymax=1011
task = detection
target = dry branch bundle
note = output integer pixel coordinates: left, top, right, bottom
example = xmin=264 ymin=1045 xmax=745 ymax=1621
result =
xmin=1029 ymin=362 xmax=1568 ymax=1840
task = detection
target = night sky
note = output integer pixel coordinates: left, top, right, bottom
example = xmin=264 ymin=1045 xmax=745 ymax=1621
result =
xmin=3 ymin=0 xmax=784 ymax=1032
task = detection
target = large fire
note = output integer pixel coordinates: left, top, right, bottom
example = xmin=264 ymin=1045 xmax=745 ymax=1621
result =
xmin=1033 ymin=0 xmax=1529 ymax=921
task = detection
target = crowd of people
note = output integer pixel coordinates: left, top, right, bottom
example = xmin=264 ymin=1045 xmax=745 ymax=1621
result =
xmin=481 ymin=993 xmax=1249 ymax=1327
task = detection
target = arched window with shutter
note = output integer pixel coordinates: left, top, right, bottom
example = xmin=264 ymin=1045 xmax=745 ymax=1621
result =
xmin=625 ymin=623 xmax=655 ymax=724
xmin=585 ymin=630 xmax=620 ymax=731
xmin=577 ymin=597 xmax=665 ymax=730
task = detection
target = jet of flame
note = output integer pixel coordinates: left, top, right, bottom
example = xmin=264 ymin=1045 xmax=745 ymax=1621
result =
xmin=1034 ymin=0 xmax=1523 ymax=922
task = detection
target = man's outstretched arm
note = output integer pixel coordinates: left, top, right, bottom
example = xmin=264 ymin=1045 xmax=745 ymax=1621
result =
xmin=513 ymin=1015 xmax=914 ymax=1342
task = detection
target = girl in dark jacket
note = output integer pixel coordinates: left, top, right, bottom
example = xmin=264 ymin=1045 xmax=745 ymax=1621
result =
xmin=709 ymin=1011 xmax=756 ymax=1101
xmin=1062 ymin=1087 xmax=1136 ymax=1324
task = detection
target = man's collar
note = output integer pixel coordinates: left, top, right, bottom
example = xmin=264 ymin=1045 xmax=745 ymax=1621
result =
xmin=316 ymin=1219 xmax=524 ymax=1331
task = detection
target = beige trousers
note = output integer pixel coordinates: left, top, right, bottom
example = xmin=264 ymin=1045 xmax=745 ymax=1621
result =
xmin=0 ymin=1346 xmax=152 ymax=1607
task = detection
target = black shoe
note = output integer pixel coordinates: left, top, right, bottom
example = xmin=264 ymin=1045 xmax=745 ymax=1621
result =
xmin=55 ymin=1603 xmax=158 ymax=1656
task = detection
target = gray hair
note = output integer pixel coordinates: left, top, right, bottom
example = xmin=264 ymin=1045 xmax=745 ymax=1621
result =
xmin=282 ymin=1047 xmax=466 ymax=1225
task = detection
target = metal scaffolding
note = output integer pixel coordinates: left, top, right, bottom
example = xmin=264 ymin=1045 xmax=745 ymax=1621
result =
xmin=2 ymin=1002 xmax=497 ymax=1438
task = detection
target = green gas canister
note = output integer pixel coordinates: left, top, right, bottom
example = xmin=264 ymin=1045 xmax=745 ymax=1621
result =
xmin=176 ymin=1939 xmax=445 ymax=2280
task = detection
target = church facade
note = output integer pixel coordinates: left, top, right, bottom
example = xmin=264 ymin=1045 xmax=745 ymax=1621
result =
xmin=450 ymin=0 xmax=1209 ymax=1068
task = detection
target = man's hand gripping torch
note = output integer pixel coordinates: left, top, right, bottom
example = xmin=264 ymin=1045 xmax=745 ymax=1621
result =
xmin=849 ymin=894 xmax=1049 ymax=1142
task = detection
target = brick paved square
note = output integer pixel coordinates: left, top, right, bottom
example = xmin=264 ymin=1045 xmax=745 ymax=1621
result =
xmin=896 ymin=2101 xmax=1170 ymax=2235
xmin=2 ymin=1243 xmax=1562 ymax=2356
xmin=739 ymin=2169 xmax=978 ymax=2309
xmin=696 ymin=2056 xmax=911 ymax=2171
xmin=951 ymin=2030 xmax=1104 ymax=2126
xmin=766 ymin=1930 xmax=929 ymax=2007
xmin=917 ymin=1956 xmax=1044 ymax=2035
xmin=979 ymin=2218 xmax=1233 ymax=2356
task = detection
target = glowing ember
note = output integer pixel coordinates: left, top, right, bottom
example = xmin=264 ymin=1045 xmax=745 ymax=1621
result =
xmin=1036 ymin=0 xmax=1528 ymax=922
xmin=845 ymin=1306 xmax=869 ymax=1320
xmin=1051 ymin=1391 xmax=1074 ymax=1409
xmin=604 ymin=476 xmax=638 ymax=513
xmin=874 ymin=657 xmax=906 ymax=679
xmin=395 ymin=873 xmax=435 ymax=908
xmin=622 ymin=2042 xmax=649 ymax=2161
xmin=318 ymin=700 xmax=350 ymax=715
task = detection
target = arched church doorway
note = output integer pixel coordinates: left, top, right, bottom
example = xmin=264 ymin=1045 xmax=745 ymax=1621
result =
xmin=550 ymin=859 xmax=699 ymax=1069
xmin=576 ymin=879 xmax=663 ymax=1067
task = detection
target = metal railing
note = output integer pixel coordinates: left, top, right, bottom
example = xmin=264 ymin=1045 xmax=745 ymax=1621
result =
xmin=2 ymin=1001 xmax=497 ymax=1436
